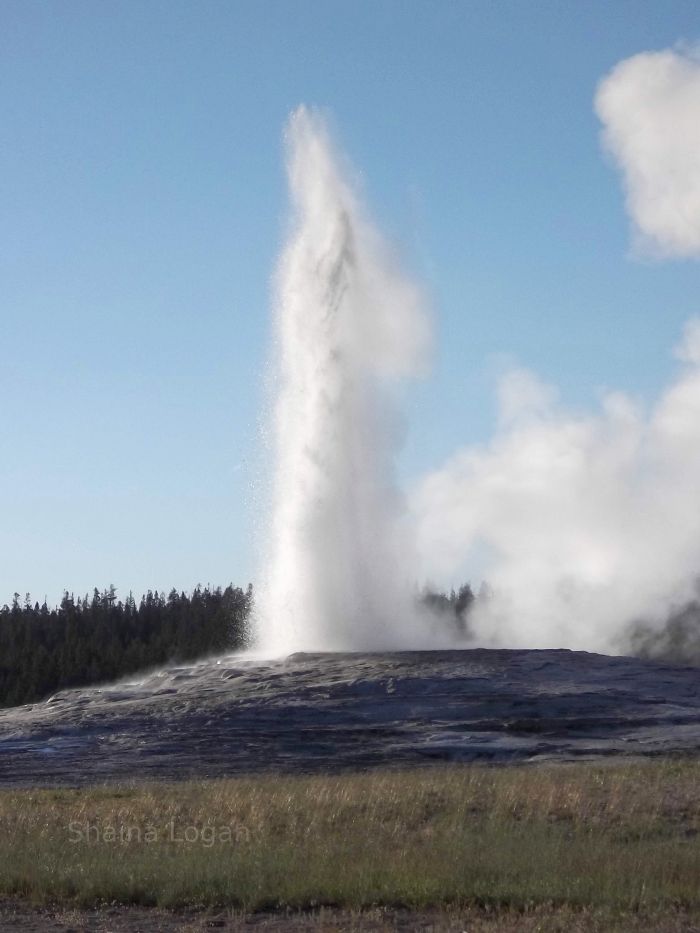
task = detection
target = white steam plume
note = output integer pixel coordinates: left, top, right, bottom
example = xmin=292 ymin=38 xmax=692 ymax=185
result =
xmin=596 ymin=45 xmax=700 ymax=258
xmin=256 ymin=107 xmax=433 ymax=655
xmin=412 ymin=319 xmax=700 ymax=654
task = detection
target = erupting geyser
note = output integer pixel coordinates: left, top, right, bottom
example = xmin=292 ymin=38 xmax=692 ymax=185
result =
xmin=256 ymin=107 xmax=432 ymax=654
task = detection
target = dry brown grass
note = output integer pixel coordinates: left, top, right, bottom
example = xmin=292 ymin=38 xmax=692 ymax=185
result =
xmin=1 ymin=760 xmax=700 ymax=915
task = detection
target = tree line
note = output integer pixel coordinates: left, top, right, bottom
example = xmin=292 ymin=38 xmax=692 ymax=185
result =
xmin=0 ymin=580 xmax=483 ymax=710
xmin=420 ymin=582 xmax=479 ymax=636
xmin=0 ymin=584 xmax=252 ymax=709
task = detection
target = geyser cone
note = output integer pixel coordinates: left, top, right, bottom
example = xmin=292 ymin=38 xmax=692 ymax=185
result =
xmin=257 ymin=107 xmax=431 ymax=655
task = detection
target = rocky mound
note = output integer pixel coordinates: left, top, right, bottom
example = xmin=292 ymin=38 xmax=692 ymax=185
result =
xmin=1 ymin=649 xmax=699 ymax=786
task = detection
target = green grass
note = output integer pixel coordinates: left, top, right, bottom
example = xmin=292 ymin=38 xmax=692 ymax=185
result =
xmin=1 ymin=760 xmax=700 ymax=913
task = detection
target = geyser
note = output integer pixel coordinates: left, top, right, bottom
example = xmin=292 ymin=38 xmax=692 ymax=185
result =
xmin=256 ymin=107 xmax=431 ymax=654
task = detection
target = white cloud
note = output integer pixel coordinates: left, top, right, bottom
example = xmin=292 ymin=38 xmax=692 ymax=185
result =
xmin=595 ymin=46 xmax=700 ymax=258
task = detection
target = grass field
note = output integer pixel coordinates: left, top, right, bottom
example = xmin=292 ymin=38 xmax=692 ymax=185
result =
xmin=1 ymin=760 xmax=700 ymax=926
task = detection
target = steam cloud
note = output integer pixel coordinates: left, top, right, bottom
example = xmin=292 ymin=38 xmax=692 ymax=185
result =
xmin=595 ymin=46 xmax=700 ymax=258
xmin=412 ymin=320 xmax=700 ymax=654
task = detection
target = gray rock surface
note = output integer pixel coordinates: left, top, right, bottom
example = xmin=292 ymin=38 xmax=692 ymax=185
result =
xmin=1 ymin=649 xmax=699 ymax=786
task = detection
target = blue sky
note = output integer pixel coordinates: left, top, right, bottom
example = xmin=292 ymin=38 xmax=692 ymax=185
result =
xmin=1 ymin=0 xmax=698 ymax=604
